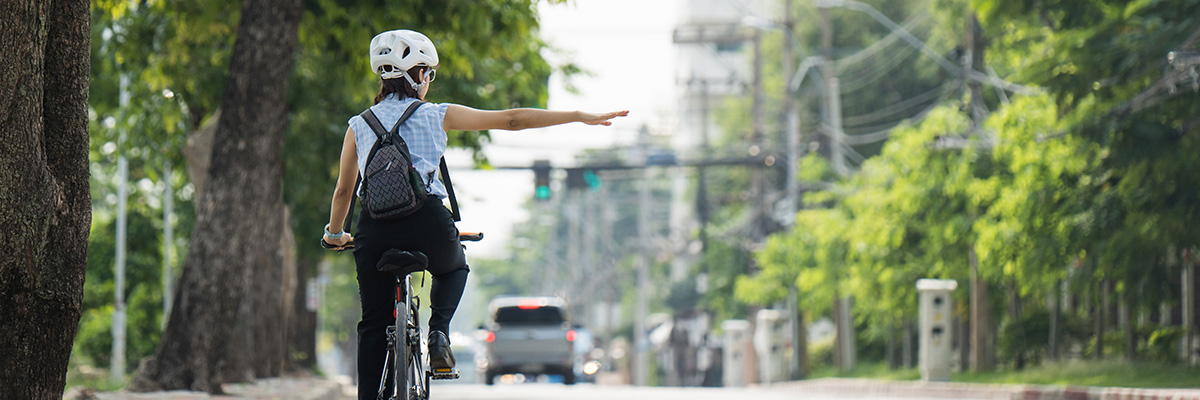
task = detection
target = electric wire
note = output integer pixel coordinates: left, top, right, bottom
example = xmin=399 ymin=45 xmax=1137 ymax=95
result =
xmin=841 ymin=82 xmax=949 ymax=128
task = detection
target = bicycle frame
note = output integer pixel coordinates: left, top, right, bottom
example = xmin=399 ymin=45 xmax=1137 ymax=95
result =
xmin=377 ymin=273 xmax=427 ymax=400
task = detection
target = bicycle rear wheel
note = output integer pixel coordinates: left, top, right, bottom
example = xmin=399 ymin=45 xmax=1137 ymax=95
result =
xmin=394 ymin=302 xmax=409 ymax=400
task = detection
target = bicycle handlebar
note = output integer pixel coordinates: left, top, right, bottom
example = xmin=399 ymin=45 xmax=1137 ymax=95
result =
xmin=321 ymin=231 xmax=482 ymax=253
xmin=320 ymin=238 xmax=355 ymax=253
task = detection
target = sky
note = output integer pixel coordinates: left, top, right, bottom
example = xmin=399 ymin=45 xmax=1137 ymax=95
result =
xmin=445 ymin=0 xmax=680 ymax=258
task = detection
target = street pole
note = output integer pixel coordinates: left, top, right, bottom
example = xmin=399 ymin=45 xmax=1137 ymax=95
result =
xmin=784 ymin=0 xmax=800 ymax=221
xmin=820 ymin=6 xmax=847 ymax=177
xmin=783 ymin=0 xmax=806 ymax=379
xmin=567 ymin=190 xmax=582 ymax=303
xmin=634 ymin=127 xmax=652 ymax=386
xmin=111 ymin=73 xmax=129 ymax=384
xmin=696 ymin=78 xmax=712 ymax=254
xmin=819 ymin=5 xmax=854 ymax=371
xmin=162 ymin=161 xmax=174 ymax=328
xmin=751 ymin=31 xmax=767 ymax=233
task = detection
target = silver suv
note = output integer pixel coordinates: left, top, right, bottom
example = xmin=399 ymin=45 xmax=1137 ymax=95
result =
xmin=481 ymin=296 xmax=576 ymax=385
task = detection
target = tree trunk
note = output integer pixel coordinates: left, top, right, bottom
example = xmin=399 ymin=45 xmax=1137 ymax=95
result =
xmin=794 ymin=309 xmax=808 ymax=379
xmin=886 ymin=323 xmax=897 ymax=370
xmin=969 ymin=247 xmax=993 ymax=371
xmin=1093 ymin=280 xmax=1108 ymax=360
xmin=1049 ymin=281 xmax=1061 ymax=361
xmin=0 ymin=0 xmax=91 ymax=398
xmin=286 ymin=259 xmax=319 ymax=372
xmin=1007 ymin=282 xmax=1024 ymax=370
xmin=128 ymin=0 xmax=301 ymax=392
xmin=1122 ymin=294 xmax=1136 ymax=360
xmin=954 ymin=316 xmax=966 ymax=371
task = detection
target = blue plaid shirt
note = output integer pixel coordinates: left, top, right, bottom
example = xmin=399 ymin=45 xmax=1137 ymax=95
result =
xmin=349 ymin=95 xmax=450 ymax=199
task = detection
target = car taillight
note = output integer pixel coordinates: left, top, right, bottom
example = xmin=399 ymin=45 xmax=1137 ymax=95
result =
xmin=485 ymin=331 xmax=495 ymax=343
xmin=566 ymin=329 xmax=577 ymax=342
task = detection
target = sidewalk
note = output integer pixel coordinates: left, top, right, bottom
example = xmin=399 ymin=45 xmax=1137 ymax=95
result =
xmin=68 ymin=377 xmax=344 ymax=400
xmin=770 ymin=378 xmax=1200 ymax=400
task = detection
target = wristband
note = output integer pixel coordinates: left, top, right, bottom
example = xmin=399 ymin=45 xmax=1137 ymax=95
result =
xmin=324 ymin=224 xmax=344 ymax=240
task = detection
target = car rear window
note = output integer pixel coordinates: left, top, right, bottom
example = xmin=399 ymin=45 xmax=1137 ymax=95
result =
xmin=494 ymin=306 xmax=565 ymax=325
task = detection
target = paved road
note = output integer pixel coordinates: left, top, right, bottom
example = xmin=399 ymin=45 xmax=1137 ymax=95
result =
xmin=416 ymin=383 xmax=939 ymax=400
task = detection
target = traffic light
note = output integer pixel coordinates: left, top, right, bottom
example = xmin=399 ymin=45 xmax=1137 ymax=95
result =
xmin=532 ymin=160 xmax=551 ymax=201
xmin=565 ymin=168 xmax=601 ymax=192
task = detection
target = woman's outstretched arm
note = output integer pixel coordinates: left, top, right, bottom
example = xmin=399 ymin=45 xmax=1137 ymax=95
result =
xmin=325 ymin=127 xmax=358 ymax=244
xmin=443 ymin=104 xmax=628 ymax=132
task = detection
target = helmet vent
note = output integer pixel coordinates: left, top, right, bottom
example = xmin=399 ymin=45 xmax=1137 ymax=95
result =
xmin=402 ymin=47 xmax=411 ymax=58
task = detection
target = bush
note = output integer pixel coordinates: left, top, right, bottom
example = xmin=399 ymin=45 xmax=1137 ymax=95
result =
xmin=1146 ymin=326 xmax=1185 ymax=363
xmin=74 ymin=306 xmax=114 ymax=367
xmin=999 ymin=309 xmax=1051 ymax=366
xmin=808 ymin=335 xmax=835 ymax=371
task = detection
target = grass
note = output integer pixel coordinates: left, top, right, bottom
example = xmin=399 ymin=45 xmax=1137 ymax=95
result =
xmin=63 ymin=354 xmax=127 ymax=394
xmin=808 ymin=361 xmax=921 ymax=381
xmin=807 ymin=360 xmax=1200 ymax=389
xmin=953 ymin=360 xmax=1200 ymax=388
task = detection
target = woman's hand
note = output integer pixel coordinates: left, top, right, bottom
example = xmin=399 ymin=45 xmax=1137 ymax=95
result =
xmin=323 ymin=233 xmax=354 ymax=248
xmin=580 ymin=110 xmax=630 ymax=126
xmin=322 ymin=224 xmax=354 ymax=250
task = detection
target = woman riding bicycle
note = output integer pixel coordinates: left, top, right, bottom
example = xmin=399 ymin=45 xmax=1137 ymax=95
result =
xmin=322 ymin=29 xmax=626 ymax=399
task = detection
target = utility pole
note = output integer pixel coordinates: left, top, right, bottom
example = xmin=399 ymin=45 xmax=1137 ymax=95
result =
xmin=697 ymin=78 xmax=711 ymax=248
xmin=965 ymin=11 xmax=995 ymax=372
xmin=111 ymin=74 xmax=129 ymax=385
xmin=751 ymin=30 xmax=767 ymax=234
xmin=162 ymin=161 xmax=174 ymax=328
xmin=820 ymin=6 xmax=847 ymax=177
xmin=634 ymin=126 xmax=652 ymax=387
xmin=820 ymin=4 xmax=854 ymax=371
xmin=782 ymin=0 xmax=807 ymax=380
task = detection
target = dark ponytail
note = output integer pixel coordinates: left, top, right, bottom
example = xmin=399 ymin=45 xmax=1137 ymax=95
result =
xmin=374 ymin=66 xmax=428 ymax=104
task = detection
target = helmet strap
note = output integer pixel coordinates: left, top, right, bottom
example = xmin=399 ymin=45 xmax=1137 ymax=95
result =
xmin=402 ymin=72 xmax=426 ymax=93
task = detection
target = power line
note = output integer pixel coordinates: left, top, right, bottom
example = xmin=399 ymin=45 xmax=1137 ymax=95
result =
xmin=834 ymin=12 xmax=930 ymax=75
xmin=842 ymin=82 xmax=950 ymax=128
xmin=817 ymin=0 xmax=1039 ymax=96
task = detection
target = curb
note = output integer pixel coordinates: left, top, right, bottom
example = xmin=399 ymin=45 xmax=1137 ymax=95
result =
xmin=769 ymin=378 xmax=1200 ymax=400
xmin=80 ymin=377 xmax=343 ymax=400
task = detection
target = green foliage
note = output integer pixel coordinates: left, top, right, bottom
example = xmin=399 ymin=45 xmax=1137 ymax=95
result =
xmin=954 ymin=360 xmax=1200 ymax=388
xmin=85 ymin=0 xmax=562 ymax=371
xmin=731 ymin=0 xmax=1200 ymax=374
xmin=1145 ymin=325 xmax=1186 ymax=363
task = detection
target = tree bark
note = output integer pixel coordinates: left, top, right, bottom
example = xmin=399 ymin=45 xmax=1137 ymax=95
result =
xmin=286 ymin=259 xmax=319 ymax=372
xmin=0 ymin=0 xmax=91 ymax=398
xmin=1049 ymin=281 xmax=1061 ymax=360
xmin=969 ymin=246 xmax=993 ymax=371
xmin=128 ymin=0 xmax=301 ymax=392
xmin=1007 ymin=282 xmax=1024 ymax=369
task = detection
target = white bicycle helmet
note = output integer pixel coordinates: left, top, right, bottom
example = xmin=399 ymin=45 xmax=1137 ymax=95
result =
xmin=369 ymin=29 xmax=439 ymax=90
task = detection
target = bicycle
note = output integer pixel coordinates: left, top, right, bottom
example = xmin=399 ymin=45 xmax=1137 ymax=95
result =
xmin=323 ymin=231 xmax=483 ymax=400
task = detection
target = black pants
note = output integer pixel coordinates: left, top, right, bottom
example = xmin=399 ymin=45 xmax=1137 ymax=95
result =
xmin=353 ymin=196 xmax=468 ymax=399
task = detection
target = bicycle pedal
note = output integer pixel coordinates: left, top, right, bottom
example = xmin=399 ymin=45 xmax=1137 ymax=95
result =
xmin=430 ymin=368 xmax=459 ymax=380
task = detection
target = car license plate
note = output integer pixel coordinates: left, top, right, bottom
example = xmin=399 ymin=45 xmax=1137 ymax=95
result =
xmin=520 ymin=363 xmax=545 ymax=373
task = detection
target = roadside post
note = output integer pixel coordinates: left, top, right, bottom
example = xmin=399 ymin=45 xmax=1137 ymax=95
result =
xmin=917 ymin=279 xmax=958 ymax=382
xmin=753 ymin=309 xmax=788 ymax=384
xmin=721 ymin=319 xmax=750 ymax=387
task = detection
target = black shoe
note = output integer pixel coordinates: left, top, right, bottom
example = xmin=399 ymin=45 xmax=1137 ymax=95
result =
xmin=428 ymin=331 xmax=456 ymax=371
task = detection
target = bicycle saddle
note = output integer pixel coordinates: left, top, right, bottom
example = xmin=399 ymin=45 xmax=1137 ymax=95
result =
xmin=376 ymin=249 xmax=429 ymax=276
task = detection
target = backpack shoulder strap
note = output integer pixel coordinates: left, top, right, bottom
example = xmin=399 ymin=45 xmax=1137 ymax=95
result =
xmin=387 ymin=101 xmax=426 ymax=136
xmin=439 ymin=157 xmax=461 ymax=222
xmin=360 ymin=100 xmax=425 ymax=140
xmin=360 ymin=109 xmax=387 ymax=139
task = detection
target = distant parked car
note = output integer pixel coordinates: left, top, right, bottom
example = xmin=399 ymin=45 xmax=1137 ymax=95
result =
xmin=481 ymin=296 xmax=577 ymax=385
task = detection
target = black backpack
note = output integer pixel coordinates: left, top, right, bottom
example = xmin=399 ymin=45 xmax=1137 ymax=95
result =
xmin=350 ymin=101 xmax=462 ymax=223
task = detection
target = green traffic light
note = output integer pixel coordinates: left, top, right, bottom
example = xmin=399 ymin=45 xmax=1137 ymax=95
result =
xmin=536 ymin=186 xmax=551 ymax=200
